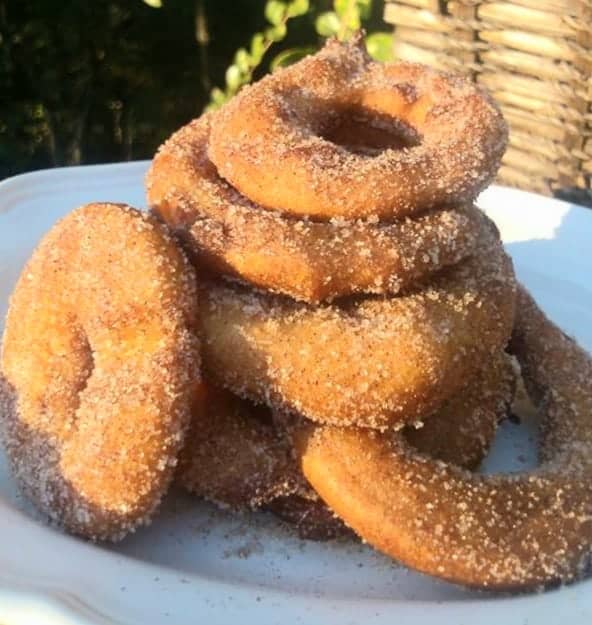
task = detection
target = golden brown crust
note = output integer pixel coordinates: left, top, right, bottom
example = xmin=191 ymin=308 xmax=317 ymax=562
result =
xmin=0 ymin=203 xmax=201 ymax=541
xmin=146 ymin=114 xmax=482 ymax=303
xmin=176 ymin=382 xmax=301 ymax=509
xmin=177 ymin=354 xmax=514 ymax=537
xmin=292 ymin=287 xmax=592 ymax=590
xmin=272 ymin=352 xmax=515 ymax=540
xmin=209 ymin=35 xmax=508 ymax=221
xmin=198 ymin=218 xmax=516 ymax=429
xmin=405 ymin=352 xmax=515 ymax=470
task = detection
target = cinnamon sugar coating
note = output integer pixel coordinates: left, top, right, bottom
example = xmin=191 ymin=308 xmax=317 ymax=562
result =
xmin=197 ymin=216 xmax=516 ymax=428
xmin=292 ymin=287 xmax=592 ymax=590
xmin=209 ymin=35 xmax=508 ymax=221
xmin=176 ymin=382 xmax=301 ymax=509
xmin=178 ymin=354 xmax=514 ymax=537
xmin=147 ymin=114 xmax=482 ymax=303
xmin=0 ymin=203 xmax=200 ymax=541
xmin=404 ymin=352 xmax=515 ymax=470
xmin=272 ymin=350 xmax=515 ymax=541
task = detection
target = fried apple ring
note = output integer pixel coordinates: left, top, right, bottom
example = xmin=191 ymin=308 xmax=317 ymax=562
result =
xmin=209 ymin=35 xmax=507 ymax=221
xmin=403 ymin=352 xmax=515 ymax=471
xmin=176 ymin=382 xmax=301 ymax=509
xmin=146 ymin=114 xmax=482 ymax=303
xmin=291 ymin=287 xmax=592 ymax=590
xmin=0 ymin=203 xmax=200 ymax=541
xmin=198 ymin=218 xmax=516 ymax=428
xmin=178 ymin=353 xmax=514 ymax=523
xmin=272 ymin=352 xmax=515 ymax=541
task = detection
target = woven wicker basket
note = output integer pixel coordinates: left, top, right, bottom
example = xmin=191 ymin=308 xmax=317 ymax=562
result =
xmin=384 ymin=0 xmax=592 ymax=200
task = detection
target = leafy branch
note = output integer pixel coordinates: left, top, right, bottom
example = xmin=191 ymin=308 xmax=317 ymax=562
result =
xmin=206 ymin=0 xmax=310 ymax=111
xmin=141 ymin=0 xmax=394 ymax=110
xmin=315 ymin=0 xmax=393 ymax=61
xmin=206 ymin=0 xmax=394 ymax=110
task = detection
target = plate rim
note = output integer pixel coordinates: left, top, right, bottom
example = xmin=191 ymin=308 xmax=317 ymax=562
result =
xmin=1 ymin=161 xmax=592 ymax=625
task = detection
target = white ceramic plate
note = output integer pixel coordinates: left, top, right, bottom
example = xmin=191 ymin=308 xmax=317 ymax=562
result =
xmin=1 ymin=162 xmax=592 ymax=625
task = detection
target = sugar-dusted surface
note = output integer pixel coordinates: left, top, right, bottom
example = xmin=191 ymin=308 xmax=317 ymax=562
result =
xmin=177 ymin=355 xmax=514 ymax=539
xmin=271 ymin=350 xmax=516 ymax=541
xmin=294 ymin=288 xmax=592 ymax=590
xmin=176 ymin=382 xmax=302 ymax=510
xmin=0 ymin=203 xmax=201 ymax=541
xmin=199 ymin=216 xmax=516 ymax=428
xmin=402 ymin=352 xmax=516 ymax=470
xmin=209 ymin=35 xmax=508 ymax=220
xmin=1 ymin=165 xmax=592 ymax=623
xmin=146 ymin=113 xmax=482 ymax=303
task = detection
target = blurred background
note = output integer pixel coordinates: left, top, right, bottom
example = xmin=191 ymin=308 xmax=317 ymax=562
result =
xmin=0 ymin=0 xmax=389 ymax=181
xmin=2 ymin=0 xmax=591 ymax=205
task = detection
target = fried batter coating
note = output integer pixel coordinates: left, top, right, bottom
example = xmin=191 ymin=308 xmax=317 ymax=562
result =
xmin=146 ymin=114 xmax=482 ymax=303
xmin=178 ymin=353 xmax=514 ymax=538
xmin=176 ymin=382 xmax=301 ymax=509
xmin=209 ymin=35 xmax=507 ymax=221
xmin=292 ymin=287 xmax=592 ymax=590
xmin=272 ymin=351 xmax=515 ymax=540
xmin=404 ymin=352 xmax=515 ymax=470
xmin=0 ymin=203 xmax=200 ymax=541
xmin=198 ymin=218 xmax=516 ymax=428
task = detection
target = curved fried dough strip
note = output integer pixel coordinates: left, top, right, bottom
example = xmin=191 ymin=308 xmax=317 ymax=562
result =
xmin=209 ymin=35 xmax=507 ymax=220
xmin=0 ymin=203 xmax=200 ymax=541
xmin=404 ymin=352 xmax=515 ymax=470
xmin=293 ymin=287 xmax=592 ymax=590
xmin=271 ymin=352 xmax=515 ymax=541
xmin=146 ymin=114 xmax=482 ymax=303
xmin=177 ymin=383 xmax=301 ymax=509
xmin=179 ymin=353 xmax=513 ymax=529
xmin=198 ymin=218 xmax=515 ymax=428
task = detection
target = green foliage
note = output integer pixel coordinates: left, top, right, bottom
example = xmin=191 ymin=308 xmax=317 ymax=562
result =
xmin=207 ymin=0 xmax=393 ymax=110
xmin=336 ymin=0 xmax=371 ymax=19
xmin=314 ymin=11 xmax=341 ymax=37
xmin=318 ymin=0 xmax=369 ymax=39
xmin=2 ymin=1 xmax=392 ymax=180
xmin=205 ymin=0 xmax=310 ymax=111
xmin=313 ymin=0 xmax=393 ymax=54
xmin=265 ymin=1 xmax=288 ymax=25
xmin=1 ymin=0 xmax=274 ymax=179
xmin=287 ymin=0 xmax=310 ymax=17
xmin=270 ymin=46 xmax=316 ymax=71
xmin=365 ymin=31 xmax=394 ymax=62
